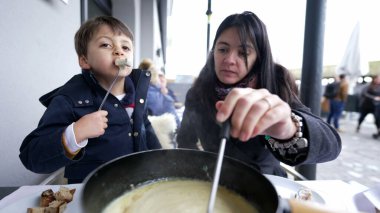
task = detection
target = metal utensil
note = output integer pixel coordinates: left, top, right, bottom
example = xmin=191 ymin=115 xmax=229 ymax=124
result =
xmin=98 ymin=58 xmax=131 ymax=111
xmin=207 ymin=120 xmax=231 ymax=213
xmin=98 ymin=69 xmax=120 ymax=111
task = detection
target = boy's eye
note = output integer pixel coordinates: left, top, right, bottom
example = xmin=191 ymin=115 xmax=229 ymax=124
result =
xmin=122 ymin=46 xmax=131 ymax=51
xmin=100 ymin=43 xmax=112 ymax=48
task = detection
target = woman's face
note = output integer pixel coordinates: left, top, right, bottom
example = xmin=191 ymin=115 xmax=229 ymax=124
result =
xmin=214 ymin=27 xmax=257 ymax=85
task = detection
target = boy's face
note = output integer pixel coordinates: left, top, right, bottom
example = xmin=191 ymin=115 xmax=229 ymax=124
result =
xmin=79 ymin=25 xmax=134 ymax=83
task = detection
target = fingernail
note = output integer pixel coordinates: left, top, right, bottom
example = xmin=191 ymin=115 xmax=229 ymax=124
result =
xmin=216 ymin=112 xmax=224 ymax=122
xmin=231 ymin=129 xmax=238 ymax=138
xmin=240 ymin=133 xmax=248 ymax=142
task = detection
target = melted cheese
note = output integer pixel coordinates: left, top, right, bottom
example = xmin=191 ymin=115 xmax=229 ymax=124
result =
xmin=102 ymin=179 xmax=258 ymax=213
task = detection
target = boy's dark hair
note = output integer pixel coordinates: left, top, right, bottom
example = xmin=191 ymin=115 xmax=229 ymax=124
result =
xmin=74 ymin=16 xmax=134 ymax=57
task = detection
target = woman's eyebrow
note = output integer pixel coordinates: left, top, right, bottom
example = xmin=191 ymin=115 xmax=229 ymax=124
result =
xmin=240 ymin=44 xmax=254 ymax=49
xmin=216 ymin=41 xmax=230 ymax=46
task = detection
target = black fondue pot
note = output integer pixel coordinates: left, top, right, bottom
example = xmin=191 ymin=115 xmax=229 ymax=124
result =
xmin=81 ymin=149 xmax=333 ymax=213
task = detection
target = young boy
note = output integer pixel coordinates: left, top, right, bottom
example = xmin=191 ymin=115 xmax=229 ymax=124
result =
xmin=19 ymin=16 xmax=161 ymax=183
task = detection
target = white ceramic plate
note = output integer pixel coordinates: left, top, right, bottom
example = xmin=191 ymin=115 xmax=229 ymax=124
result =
xmin=0 ymin=194 xmax=51 ymax=213
xmin=264 ymin=174 xmax=325 ymax=204
xmin=0 ymin=185 xmax=82 ymax=213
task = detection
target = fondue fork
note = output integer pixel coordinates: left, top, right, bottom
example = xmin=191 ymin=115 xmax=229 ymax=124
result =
xmin=98 ymin=58 xmax=132 ymax=110
xmin=207 ymin=121 xmax=231 ymax=213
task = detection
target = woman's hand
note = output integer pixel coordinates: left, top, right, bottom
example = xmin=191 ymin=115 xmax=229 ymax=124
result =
xmin=215 ymin=88 xmax=296 ymax=141
xmin=73 ymin=110 xmax=108 ymax=143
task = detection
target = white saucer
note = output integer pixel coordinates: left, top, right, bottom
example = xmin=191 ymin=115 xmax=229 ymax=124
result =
xmin=264 ymin=174 xmax=325 ymax=204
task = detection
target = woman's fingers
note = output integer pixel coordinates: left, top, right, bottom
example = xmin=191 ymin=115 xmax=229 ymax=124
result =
xmin=250 ymin=101 xmax=288 ymax=137
xmin=215 ymin=89 xmax=249 ymax=122
xmin=215 ymin=88 xmax=292 ymax=141
xmin=216 ymin=88 xmax=269 ymax=122
xmin=215 ymin=101 xmax=224 ymax=112
xmin=230 ymin=91 xmax=269 ymax=139
xmin=235 ymin=93 xmax=280 ymax=140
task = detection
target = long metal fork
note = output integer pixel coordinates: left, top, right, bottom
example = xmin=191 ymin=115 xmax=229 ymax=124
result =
xmin=98 ymin=68 xmax=121 ymax=111
xmin=98 ymin=58 xmax=131 ymax=111
xmin=207 ymin=121 xmax=231 ymax=213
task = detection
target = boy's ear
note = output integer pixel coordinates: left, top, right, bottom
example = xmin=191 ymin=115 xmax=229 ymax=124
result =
xmin=79 ymin=55 xmax=91 ymax=69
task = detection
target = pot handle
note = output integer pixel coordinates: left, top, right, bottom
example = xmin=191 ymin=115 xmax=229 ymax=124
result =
xmin=285 ymin=199 xmax=360 ymax=213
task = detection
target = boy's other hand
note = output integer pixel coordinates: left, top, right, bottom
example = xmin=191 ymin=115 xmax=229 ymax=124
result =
xmin=74 ymin=110 xmax=108 ymax=143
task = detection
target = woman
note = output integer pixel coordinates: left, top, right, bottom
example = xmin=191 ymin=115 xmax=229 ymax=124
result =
xmin=326 ymin=74 xmax=349 ymax=132
xmin=176 ymin=11 xmax=341 ymax=177
xmin=357 ymin=75 xmax=380 ymax=138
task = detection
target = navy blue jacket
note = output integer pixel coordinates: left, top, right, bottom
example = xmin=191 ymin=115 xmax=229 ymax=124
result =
xmin=19 ymin=69 xmax=161 ymax=183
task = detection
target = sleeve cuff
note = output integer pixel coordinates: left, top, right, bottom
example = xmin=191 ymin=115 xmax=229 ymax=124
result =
xmin=63 ymin=123 xmax=88 ymax=154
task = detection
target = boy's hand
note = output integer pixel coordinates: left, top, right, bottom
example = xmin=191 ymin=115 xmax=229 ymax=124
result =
xmin=73 ymin=110 xmax=108 ymax=143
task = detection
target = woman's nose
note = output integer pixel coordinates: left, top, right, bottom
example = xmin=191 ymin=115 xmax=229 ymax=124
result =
xmin=224 ymin=52 xmax=237 ymax=64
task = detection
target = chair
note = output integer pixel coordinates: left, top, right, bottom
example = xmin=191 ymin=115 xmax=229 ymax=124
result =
xmin=148 ymin=113 xmax=178 ymax=149
xmin=280 ymin=163 xmax=308 ymax=181
xmin=39 ymin=167 xmax=67 ymax=185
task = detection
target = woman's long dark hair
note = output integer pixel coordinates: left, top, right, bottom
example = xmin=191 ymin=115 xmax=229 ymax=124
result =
xmin=189 ymin=11 xmax=301 ymax=114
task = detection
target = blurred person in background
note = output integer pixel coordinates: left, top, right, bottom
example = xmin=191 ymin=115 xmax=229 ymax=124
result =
xmin=357 ymin=75 xmax=380 ymax=138
xmin=158 ymin=68 xmax=183 ymax=109
xmin=139 ymin=59 xmax=180 ymax=128
xmin=326 ymin=74 xmax=349 ymax=132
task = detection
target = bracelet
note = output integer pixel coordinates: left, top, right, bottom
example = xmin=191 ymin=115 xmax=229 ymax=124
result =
xmin=265 ymin=112 xmax=308 ymax=156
